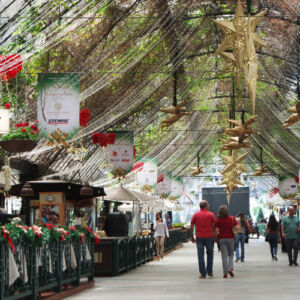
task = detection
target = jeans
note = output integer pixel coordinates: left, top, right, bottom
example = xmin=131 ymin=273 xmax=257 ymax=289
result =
xmin=196 ymin=238 xmax=214 ymax=277
xmin=286 ymin=238 xmax=299 ymax=264
xmin=219 ymin=239 xmax=235 ymax=275
xmin=235 ymin=233 xmax=245 ymax=261
xmin=268 ymin=234 xmax=278 ymax=258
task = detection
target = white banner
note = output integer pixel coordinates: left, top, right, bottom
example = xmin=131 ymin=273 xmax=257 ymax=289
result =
xmin=107 ymin=131 xmax=134 ymax=174
xmin=279 ymin=175 xmax=297 ymax=198
xmin=136 ymin=158 xmax=157 ymax=188
xmin=155 ymin=173 xmax=172 ymax=198
xmin=170 ymin=178 xmax=184 ymax=200
xmin=37 ymin=73 xmax=80 ymax=139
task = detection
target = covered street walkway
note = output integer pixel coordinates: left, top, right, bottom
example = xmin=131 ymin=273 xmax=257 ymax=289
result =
xmin=68 ymin=239 xmax=300 ymax=300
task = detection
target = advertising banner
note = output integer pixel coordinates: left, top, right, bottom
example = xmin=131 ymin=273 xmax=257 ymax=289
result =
xmin=278 ymin=175 xmax=298 ymax=198
xmin=37 ymin=73 xmax=80 ymax=139
xmin=170 ymin=177 xmax=184 ymax=200
xmin=136 ymin=157 xmax=158 ymax=189
xmin=107 ymin=131 xmax=134 ymax=175
xmin=155 ymin=173 xmax=172 ymax=198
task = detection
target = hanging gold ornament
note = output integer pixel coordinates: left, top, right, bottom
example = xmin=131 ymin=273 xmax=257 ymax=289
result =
xmin=214 ymin=0 xmax=267 ymax=113
xmin=283 ymin=100 xmax=300 ymax=128
xmin=225 ymin=115 xmax=260 ymax=138
xmin=160 ymin=102 xmax=193 ymax=128
xmin=67 ymin=139 xmax=87 ymax=162
xmin=190 ymin=166 xmax=204 ymax=176
xmin=253 ymin=165 xmax=268 ymax=176
xmin=141 ymin=184 xmax=152 ymax=193
xmin=220 ymin=150 xmax=248 ymax=203
xmin=48 ymin=129 xmax=68 ymax=150
xmin=221 ymin=136 xmax=253 ymax=151
xmin=112 ymin=167 xmax=127 ymax=181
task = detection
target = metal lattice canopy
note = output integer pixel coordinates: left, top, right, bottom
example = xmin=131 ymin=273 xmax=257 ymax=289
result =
xmin=0 ymin=0 xmax=299 ymax=187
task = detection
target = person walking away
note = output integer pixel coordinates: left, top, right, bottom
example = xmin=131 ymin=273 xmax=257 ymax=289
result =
xmin=281 ymin=207 xmax=300 ymax=266
xmin=266 ymin=214 xmax=280 ymax=261
xmin=279 ymin=212 xmax=287 ymax=253
xmin=190 ymin=200 xmax=215 ymax=279
xmin=235 ymin=212 xmax=247 ymax=262
xmin=215 ymin=205 xmax=239 ymax=278
xmin=154 ymin=212 xmax=169 ymax=260
xmin=165 ymin=213 xmax=173 ymax=230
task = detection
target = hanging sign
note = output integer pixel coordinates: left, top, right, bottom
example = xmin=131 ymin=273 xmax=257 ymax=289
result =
xmin=170 ymin=177 xmax=184 ymax=200
xmin=155 ymin=173 xmax=172 ymax=198
xmin=279 ymin=175 xmax=298 ymax=198
xmin=136 ymin=157 xmax=158 ymax=190
xmin=107 ymin=131 xmax=134 ymax=176
xmin=37 ymin=73 xmax=80 ymax=140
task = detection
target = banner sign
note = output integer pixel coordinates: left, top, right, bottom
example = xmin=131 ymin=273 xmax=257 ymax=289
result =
xmin=136 ymin=157 xmax=158 ymax=189
xmin=279 ymin=175 xmax=297 ymax=198
xmin=37 ymin=73 xmax=80 ymax=139
xmin=155 ymin=173 xmax=172 ymax=198
xmin=107 ymin=131 xmax=134 ymax=174
xmin=170 ymin=177 xmax=184 ymax=200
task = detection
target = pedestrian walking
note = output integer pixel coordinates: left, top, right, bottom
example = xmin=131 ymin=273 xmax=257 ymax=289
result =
xmin=266 ymin=214 xmax=280 ymax=261
xmin=190 ymin=200 xmax=215 ymax=279
xmin=281 ymin=207 xmax=300 ymax=266
xmin=154 ymin=212 xmax=169 ymax=260
xmin=215 ymin=205 xmax=239 ymax=278
xmin=235 ymin=212 xmax=247 ymax=262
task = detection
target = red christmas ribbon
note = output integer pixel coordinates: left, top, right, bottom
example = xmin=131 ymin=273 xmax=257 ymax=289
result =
xmin=2 ymin=227 xmax=15 ymax=253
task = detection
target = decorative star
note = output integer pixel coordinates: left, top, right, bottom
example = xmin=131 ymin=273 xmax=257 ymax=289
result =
xmin=253 ymin=165 xmax=269 ymax=176
xmin=190 ymin=166 xmax=204 ymax=176
xmin=214 ymin=0 xmax=267 ymax=112
xmin=283 ymin=101 xmax=300 ymax=127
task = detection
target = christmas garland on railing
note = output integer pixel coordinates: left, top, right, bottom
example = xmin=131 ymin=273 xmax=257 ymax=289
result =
xmin=0 ymin=217 xmax=100 ymax=253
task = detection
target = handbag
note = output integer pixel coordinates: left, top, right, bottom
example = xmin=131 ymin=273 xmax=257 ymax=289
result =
xmin=232 ymin=216 xmax=239 ymax=235
xmin=265 ymin=234 xmax=269 ymax=242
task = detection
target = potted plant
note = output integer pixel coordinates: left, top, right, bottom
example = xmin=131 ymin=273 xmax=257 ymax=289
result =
xmin=0 ymin=120 xmax=39 ymax=152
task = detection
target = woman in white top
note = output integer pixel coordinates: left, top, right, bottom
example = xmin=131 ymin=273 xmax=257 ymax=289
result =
xmin=154 ymin=212 xmax=169 ymax=259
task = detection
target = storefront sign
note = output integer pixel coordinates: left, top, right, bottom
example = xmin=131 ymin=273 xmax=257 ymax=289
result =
xmin=107 ymin=131 xmax=134 ymax=174
xmin=37 ymin=73 xmax=80 ymax=140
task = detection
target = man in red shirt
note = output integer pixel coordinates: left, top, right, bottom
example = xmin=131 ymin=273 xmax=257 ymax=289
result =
xmin=190 ymin=200 xmax=215 ymax=278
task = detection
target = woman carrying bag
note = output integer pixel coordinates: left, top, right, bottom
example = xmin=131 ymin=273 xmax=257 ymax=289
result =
xmin=215 ymin=205 xmax=239 ymax=278
xmin=266 ymin=214 xmax=280 ymax=261
xmin=154 ymin=212 xmax=169 ymax=260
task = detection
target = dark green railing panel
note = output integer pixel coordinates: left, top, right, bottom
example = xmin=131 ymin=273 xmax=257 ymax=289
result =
xmin=0 ymin=237 xmax=94 ymax=300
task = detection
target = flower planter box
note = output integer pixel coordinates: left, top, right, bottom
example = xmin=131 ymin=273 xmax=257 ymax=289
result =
xmin=0 ymin=139 xmax=37 ymax=153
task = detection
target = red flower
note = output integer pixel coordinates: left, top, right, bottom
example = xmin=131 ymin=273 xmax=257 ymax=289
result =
xmin=21 ymin=128 xmax=27 ymax=133
xmin=30 ymin=124 xmax=37 ymax=130
xmin=65 ymin=231 xmax=69 ymax=236
xmin=34 ymin=120 xmax=39 ymax=123
xmin=61 ymin=234 xmax=65 ymax=242
xmin=94 ymin=234 xmax=100 ymax=245
xmin=46 ymin=223 xmax=54 ymax=230
xmin=30 ymin=131 xmax=36 ymax=135
xmin=92 ymin=132 xmax=99 ymax=144
xmin=3 ymin=102 xmax=10 ymax=109
xmin=23 ymin=122 xmax=29 ymax=126
xmin=70 ymin=226 xmax=76 ymax=231
xmin=80 ymin=108 xmax=90 ymax=127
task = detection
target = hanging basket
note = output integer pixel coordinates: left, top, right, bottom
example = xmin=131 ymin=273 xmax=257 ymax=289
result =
xmin=0 ymin=139 xmax=37 ymax=153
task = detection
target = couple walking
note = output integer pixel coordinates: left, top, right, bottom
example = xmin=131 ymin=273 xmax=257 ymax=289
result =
xmin=190 ymin=200 xmax=239 ymax=278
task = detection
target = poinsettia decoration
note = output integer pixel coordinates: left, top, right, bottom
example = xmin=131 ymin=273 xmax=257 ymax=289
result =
xmin=92 ymin=132 xmax=115 ymax=147
xmin=0 ymin=54 xmax=22 ymax=82
xmin=80 ymin=108 xmax=90 ymax=127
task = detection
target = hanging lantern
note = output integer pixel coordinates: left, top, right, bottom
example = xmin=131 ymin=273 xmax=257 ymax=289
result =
xmin=20 ymin=182 xmax=34 ymax=198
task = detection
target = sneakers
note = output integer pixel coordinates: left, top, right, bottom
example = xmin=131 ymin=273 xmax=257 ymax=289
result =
xmin=208 ymin=274 xmax=213 ymax=278
xmin=235 ymin=259 xmax=239 ymax=262
xmin=274 ymin=256 xmax=278 ymax=261
xmin=223 ymin=274 xmax=228 ymax=278
xmin=293 ymin=262 xmax=298 ymax=266
xmin=228 ymin=269 xmax=234 ymax=277
xmin=199 ymin=275 xmax=206 ymax=279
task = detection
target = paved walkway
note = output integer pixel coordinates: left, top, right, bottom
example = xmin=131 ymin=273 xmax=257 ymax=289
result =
xmin=67 ymin=238 xmax=300 ymax=300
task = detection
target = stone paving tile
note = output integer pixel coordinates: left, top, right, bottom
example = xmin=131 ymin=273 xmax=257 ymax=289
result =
xmin=66 ymin=238 xmax=300 ymax=300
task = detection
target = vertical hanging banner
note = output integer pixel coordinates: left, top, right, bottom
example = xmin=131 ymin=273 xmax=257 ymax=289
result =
xmin=136 ymin=157 xmax=158 ymax=192
xmin=170 ymin=177 xmax=184 ymax=201
xmin=155 ymin=173 xmax=172 ymax=199
xmin=37 ymin=73 xmax=80 ymax=140
xmin=107 ymin=131 xmax=134 ymax=177
xmin=279 ymin=175 xmax=298 ymax=198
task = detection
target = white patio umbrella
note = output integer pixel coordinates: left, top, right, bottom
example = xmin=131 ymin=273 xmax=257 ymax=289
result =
xmin=104 ymin=185 xmax=139 ymax=202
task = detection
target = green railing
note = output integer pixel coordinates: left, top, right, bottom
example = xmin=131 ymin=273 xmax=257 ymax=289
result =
xmin=95 ymin=229 xmax=188 ymax=276
xmin=0 ymin=237 xmax=94 ymax=300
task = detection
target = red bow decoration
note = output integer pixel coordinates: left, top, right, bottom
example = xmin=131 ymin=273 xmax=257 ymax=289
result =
xmin=80 ymin=108 xmax=90 ymax=127
xmin=2 ymin=227 xmax=15 ymax=253
xmin=0 ymin=54 xmax=22 ymax=81
xmin=295 ymin=176 xmax=299 ymax=184
xmin=92 ymin=132 xmax=115 ymax=147
xmin=131 ymin=162 xmax=144 ymax=172
xmin=157 ymin=174 xmax=164 ymax=184
xmin=269 ymin=187 xmax=279 ymax=198
xmin=93 ymin=233 xmax=100 ymax=245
